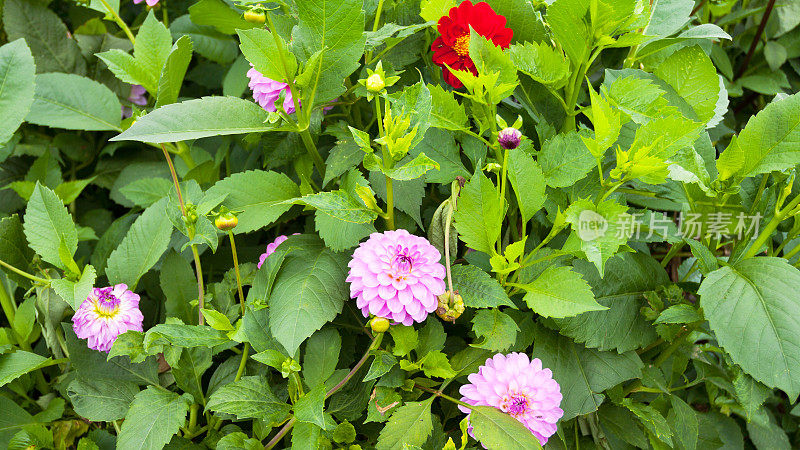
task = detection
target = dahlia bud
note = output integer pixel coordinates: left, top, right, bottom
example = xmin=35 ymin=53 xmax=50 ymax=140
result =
xmin=214 ymin=212 xmax=238 ymax=231
xmin=498 ymin=127 xmax=522 ymax=149
xmin=280 ymin=357 xmax=301 ymax=378
xmin=436 ymin=291 xmax=465 ymax=323
xmin=366 ymin=73 xmax=385 ymax=93
xmin=243 ymin=7 xmax=266 ymax=24
xmin=370 ymin=317 xmax=390 ymax=333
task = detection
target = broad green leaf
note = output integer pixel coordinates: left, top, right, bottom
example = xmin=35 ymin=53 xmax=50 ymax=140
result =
xmin=169 ymin=15 xmax=236 ymax=64
xmin=471 ymin=309 xmax=519 ymax=351
xmin=507 ymin=148 xmax=545 ymax=222
xmin=604 ymin=74 xmax=672 ymax=124
xmin=64 ymin=325 xmax=159 ymax=385
xmin=0 ymin=40 xmax=35 ymax=145
xmin=217 ymin=432 xmax=263 ymax=450
xmin=732 ymin=371 xmax=772 ymax=423
xmin=376 ymin=398 xmax=434 ymax=450
xmin=413 ymin=129 xmax=469 ymax=184
xmin=454 ymin=170 xmax=505 ymax=255
xmin=419 ymin=351 xmax=456 ymax=378
xmin=170 ymin=347 xmax=212 ymax=405
xmin=26 ymin=73 xmax=121 ymax=131
xmin=654 ymin=304 xmax=703 ymax=324
xmin=653 ymin=46 xmax=719 ymax=126
xmin=622 ymin=398 xmax=673 ymax=446
xmin=450 ymin=264 xmax=515 ymax=308
xmin=469 ymin=405 xmax=543 ymax=449
xmin=388 ymin=81 xmax=432 ymax=151
xmin=144 ymin=324 xmax=229 ymax=351
xmin=112 ymin=96 xmax=274 ymax=143
xmin=546 ymin=0 xmax=590 ymax=65
xmin=54 ymin=178 xmax=95 ymax=205
xmin=189 ymin=0 xmax=259 ymax=34
xmin=2 ymin=0 xmax=86 ymax=74
xmin=428 ymin=84 xmax=468 ymax=131
xmin=417 ymin=318 xmax=446 ymax=356
xmin=0 ymin=215 xmax=35 ymax=288
xmin=533 ymin=325 xmax=643 ymax=420
xmin=303 ymin=328 xmax=341 ymax=389
xmin=238 ymin=28 xmax=296 ymax=82
xmin=155 ymin=36 xmax=193 ymax=108
xmin=106 ymin=198 xmax=173 ymax=289
xmin=420 ymin=0 xmax=456 ymax=22
xmin=205 ymin=169 xmax=299 ymax=234
xmin=315 ymin=209 xmax=377 ymax=252
xmin=644 ymin=0 xmax=693 ymax=37
xmin=390 ymin=325 xmax=419 ymax=357
xmin=51 ymin=265 xmax=96 ymax=311
xmin=159 ymin=251 xmax=197 ymax=324
xmin=521 ymin=266 xmax=606 ymax=318
xmin=269 ymin=236 xmax=350 ymax=355
xmin=565 ymin=198 xmax=630 ymax=276
xmin=66 ymin=378 xmax=139 ymax=422
xmin=698 ymin=257 xmax=800 ymax=398
xmin=508 ymin=41 xmax=569 ymax=89
xmin=382 ymin=153 xmax=440 ymax=181
xmin=716 ymin=93 xmax=800 ymax=180
xmin=293 ymin=190 xmax=377 ymax=224
xmin=0 ymin=351 xmax=56 ymax=387
xmin=0 ymin=396 xmax=36 ymax=449
xmin=294 ymin=384 xmax=327 ymax=428
xmin=553 ymin=254 xmax=666 ymax=352
xmin=117 ymin=387 xmax=192 ymax=450
xmin=23 ymin=183 xmax=78 ymax=271
xmin=668 ymin=396 xmax=698 ymax=450
xmin=539 ymin=131 xmax=595 ymax=188
xmin=486 ymin=0 xmax=547 ymax=44
xmin=206 ymin=376 xmax=291 ymax=423
xmin=292 ymin=0 xmax=366 ymax=104
xmin=119 ymin=178 xmax=173 ymax=208
xmin=134 ymin=11 xmax=174 ymax=91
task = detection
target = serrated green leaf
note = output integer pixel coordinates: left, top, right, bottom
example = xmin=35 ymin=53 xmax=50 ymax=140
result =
xmin=0 ymin=351 xmax=56 ymax=387
xmin=294 ymin=384 xmax=327 ymax=428
xmin=521 ymin=266 xmax=606 ymax=318
xmin=23 ymin=183 xmax=77 ymax=271
xmin=450 ymin=264 xmax=514 ymax=308
xmin=0 ymin=215 xmax=35 ymax=288
xmin=539 ymin=131 xmax=595 ymax=188
xmin=117 ymin=387 xmax=192 ymax=450
xmin=471 ymin=309 xmax=518 ymax=351
xmin=155 ymin=35 xmax=193 ymax=108
xmin=508 ymin=40 xmax=569 ymax=89
xmin=294 ymin=190 xmax=377 ymax=224
xmin=66 ymin=378 xmax=139 ymax=422
xmin=469 ymin=405 xmax=543 ymax=449
xmin=26 ymin=73 xmax=121 ymax=132
xmin=0 ymin=40 xmax=35 ymax=145
xmin=428 ymin=84 xmax=468 ymax=131
xmin=376 ymin=398 xmax=434 ymax=450
xmin=51 ymin=266 xmax=96 ymax=311
xmin=144 ymin=324 xmax=229 ymax=352
xmin=507 ymin=148 xmax=545 ymax=223
xmin=303 ymin=328 xmax=341 ymax=389
xmin=454 ymin=170 xmax=505 ymax=255
xmin=206 ymin=376 xmax=291 ymax=423
xmin=653 ymin=46 xmax=719 ymax=126
xmin=238 ymin=27 xmax=296 ymax=82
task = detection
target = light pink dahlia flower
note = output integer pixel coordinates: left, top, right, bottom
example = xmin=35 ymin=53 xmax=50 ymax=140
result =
xmin=72 ymin=284 xmax=144 ymax=352
xmin=459 ymin=352 xmax=563 ymax=446
xmin=247 ymin=66 xmax=297 ymax=114
xmin=133 ymin=0 xmax=159 ymax=6
xmin=347 ymin=229 xmax=446 ymax=326
xmin=257 ymin=235 xmax=291 ymax=269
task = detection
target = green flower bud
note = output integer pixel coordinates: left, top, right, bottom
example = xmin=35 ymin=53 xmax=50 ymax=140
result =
xmin=370 ymin=316 xmax=390 ymax=333
xmin=436 ymin=291 xmax=465 ymax=323
xmin=214 ymin=212 xmax=238 ymax=231
xmin=366 ymin=73 xmax=385 ymax=93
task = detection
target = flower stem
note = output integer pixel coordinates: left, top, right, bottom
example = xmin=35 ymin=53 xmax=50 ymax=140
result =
xmin=264 ymin=333 xmax=384 ymax=449
xmin=228 ymin=230 xmax=250 ymax=383
xmin=0 ymin=278 xmax=16 ymax=328
xmin=413 ymin=383 xmax=473 ymax=409
xmin=374 ymin=97 xmax=394 ymax=230
xmin=365 ymin=0 xmax=386 ymax=61
xmin=745 ymin=193 xmax=800 ymax=259
xmin=0 ymin=259 xmax=49 ymax=285
xmin=97 ymin=0 xmax=136 ymax=45
xmin=299 ymin=129 xmax=326 ymax=179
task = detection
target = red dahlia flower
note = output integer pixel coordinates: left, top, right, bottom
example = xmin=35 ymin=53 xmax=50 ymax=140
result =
xmin=431 ymin=1 xmax=513 ymax=89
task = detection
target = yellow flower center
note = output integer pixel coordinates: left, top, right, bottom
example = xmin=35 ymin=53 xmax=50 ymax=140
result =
xmin=453 ymin=34 xmax=470 ymax=56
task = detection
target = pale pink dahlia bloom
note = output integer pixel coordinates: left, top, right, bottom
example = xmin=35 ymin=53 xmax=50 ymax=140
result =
xmin=459 ymin=353 xmax=563 ymax=446
xmin=133 ymin=0 xmax=159 ymax=6
xmin=258 ymin=235 xmax=290 ymax=269
xmin=247 ymin=66 xmax=297 ymax=114
xmin=72 ymin=284 xmax=144 ymax=352
xmin=347 ymin=229 xmax=446 ymax=326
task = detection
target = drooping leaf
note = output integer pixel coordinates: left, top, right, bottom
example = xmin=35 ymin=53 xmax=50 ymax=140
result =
xmin=206 ymin=376 xmax=291 ymax=423
xmin=0 ymin=39 xmax=35 ymax=145
xmin=26 ymin=73 xmax=122 ymax=131
xmin=117 ymin=387 xmax=192 ymax=450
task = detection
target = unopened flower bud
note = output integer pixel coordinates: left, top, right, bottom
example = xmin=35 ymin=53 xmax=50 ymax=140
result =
xmin=436 ymin=291 xmax=465 ymax=323
xmin=243 ymin=8 xmax=266 ymax=24
xmin=370 ymin=317 xmax=390 ymax=333
xmin=498 ymin=127 xmax=522 ymax=149
xmin=214 ymin=212 xmax=238 ymax=231
xmin=366 ymin=73 xmax=385 ymax=93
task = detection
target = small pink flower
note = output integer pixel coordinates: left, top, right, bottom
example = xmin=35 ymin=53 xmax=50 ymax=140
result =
xmin=459 ymin=353 xmax=563 ymax=446
xmin=346 ymin=230 xmax=446 ymax=326
xmin=72 ymin=284 xmax=144 ymax=352
xmin=258 ymin=235 xmax=293 ymax=268
xmin=247 ymin=66 xmax=297 ymax=114
xmin=133 ymin=0 xmax=159 ymax=6
xmin=122 ymin=85 xmax=148 ymax=119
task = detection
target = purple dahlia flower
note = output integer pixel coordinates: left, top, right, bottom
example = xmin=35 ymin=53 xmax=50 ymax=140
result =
xmin=459 ymin=352 xmax=563 ymax=446
xmin=347 ymin=229 xmax=446 ymax=326
xmin=72 ymin=284 xmax=144 ymax=352
xmin=257 ymin=235 xmax=291 ymax=269
xmin=247 ymin=66 xmax=297 ymax=114
xmin=122 ymin=84 xmax=148 ymax=119
xmin=133 ymin=0 xmax=159 ymax=6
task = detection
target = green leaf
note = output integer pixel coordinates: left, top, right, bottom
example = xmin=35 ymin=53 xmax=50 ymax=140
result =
xmin=732 ymin=371 xmax=772 ymax=423
xmin=654 ymin=304 xmax=703 ymax=324
xmin=381 ymin=153 xmax=440 ymax=181
xmin=117 ymin=387 xmax=192 ymax=450
xmin=389 ymin=325 xmax=418 ymax=357
xmin=546 ymin=0 xmax=590 ymax=65
xmin=206 ymin=376 xmax=291 ymax=423
xmin=51 ymin=266 xmax=96 ymax=311
xmin=420 ymin=0 xmax=456 ymax=22
xmin=565 ymin=198 xmax=631 ymax=276
xmin=521 ymin=266 xmax=606 ymax=318
xmin=106 ymin=198 xmax=173 ymax=289
xmin=507 ymin=148 xmax=545 ymax=223
xmin=294 ymin=190 xmax=377 ymax=224
xmin=622 ymin=398 xmax=673 ymax=446
xmin=428 ymin=84 xmax=468 ymax=131
xmin=716 ymin=93 xmax=800 ymax=180
xmin=159 ymin=251 xmax=197 ymax=324
xmin=376 ymin=398 xmax=434 ymax=450
xmin=170 ymin=347 xmax=212 ymax=406
xmin=66 ymin=378 xmax=139 ymax=422
xmin=0 ymin=396 xmax=36 ymax=449
xmin=119 ymin=178 xmax=173 ymax=208
xmin=469 ymin=405 xmax=543 ymax=449
xmin=0 ymin=351 xmax=55 ymax=387
xmin=133 ymin=11 xmax=173 ymax=92
xmin=315 ymin=209 xmax=377 ymax=252
xmin=64 ymin=325 xmax=158 ymax=385
xmin=269 ymin=236 xmax=350 ymax=355
xmin=364 ymin=351 xmax=398 ymax=382
xmin=539 ymin=131 xmax=595 ymax=188
xmin=217 ymin=432 xmax=263 ymax=450
xmin=112 ymin=96 xmax=274 ymax=143
xmin=653 ymin=46 xmax=719 ymax=125
xmin=144 ymin=324 xmax=229 ymax=351
xmin=23 ymin=183 xmax=77 ymax=271
xmin=169 ymin=15 xmax=236 ymax=65
xmin=0 ymin=215 xmax=35 ymax=288
xmin=25 ymin=73 xmax=121 ymax=131
xmin=450 ymin=264 xmax=515 ymax=309
xmin=508 ymin=41 xmax=569 ymax=89
xmin=419 ymin=351 xmax=456 ymax=378
xmin=292 ymin=0 xmax=366 ymax=104
xmin=205 ymin=169 xmax=299 ymax=234
xmin=668 ymin=396 xmax=698 ymax=450
xmin=303 ymin=328 xmax=341 ymax=389
xmin=2 ymin=0 xmax=86 ymax=74
xmin=533 ymin=325 xmax=643 ymax=420
xmin=454 ymin=170 xmax=505 ymax=255
xmin=189 ymin=0 xmax=259 ymax=34
xmin=698 ymin=257 xmax=800 ymax=399
xmin=294 ymin=384 xmax=327 ymax=428
xmin=238 ymin=28 xmax=296 ymax=82
xmin=0 ymin=40 xmax=35 ymax=145
xmin=644 ymin=0 xmax=693 ymax=37
xmin=471 ymin=309 xmax=519 ymax=351
xmin=54 ymin=178 xmax=95 ymax=205
xmin=155 ymin=36 xmax=193 ymax=108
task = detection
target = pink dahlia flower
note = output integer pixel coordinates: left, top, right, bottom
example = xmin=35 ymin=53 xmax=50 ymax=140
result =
xmin=247 ymin=66 xmax=297 ymax=114
xmin=347 ymin=229 xmax=446 ymax=326
xmin=459 ymin=353 xmax=563 ymax=446
xmin=133 ymin=0 xmax=159 ymax=6
xmin=122 ymin=84 xmax=148 ymax=119
xmin=258 ymin=235 xmax=291 ymax=269
xmin=72 ymin=284 xmax=144 ymax=352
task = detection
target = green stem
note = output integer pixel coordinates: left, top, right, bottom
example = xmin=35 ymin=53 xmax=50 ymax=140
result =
xmin=366 ymin=0 xmax=386 ymax=61
xmin=414 ymin=383 xmax=474 ymax=409
xmin=190 ymin=245 xmax=205 ymax=326
xmin=187 ymin=404 xmax=198 ymax=431
xmin=660 ymin=242 xmax=685 ymax=268
xmin=299 ymin=130 xmax=326 ymax=179
xmin=783 ymin=239 xmax=800 ymax=261
xmin=745 ymin=193 xmax=800 ymax=259
xmin=0 ymin=278 xmax=17 ymax=331
xmin=234 ymin=343 xmax=250 ymax=382
xmin=374 ymin=97 xmax=394 ymax=230
xmin=98 ymin=0 xmax=135 ymax=44
xmin=228 ymin=230 xmax=250 ymax=383
xmin=0 ymin=259 xmax=49 ymax=285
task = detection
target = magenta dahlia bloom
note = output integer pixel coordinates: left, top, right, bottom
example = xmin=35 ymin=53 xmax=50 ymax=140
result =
xmin=122 ymin=85 xmax=148 ymax=119
xmin=133 ymin=0 xmax=159 ymax=6
xmin=347 ymin=230 xmax=446 ymax=326
xmin=247 ymin=66 xmax=297 ymax=114
xmin=257 ymin=235 xmax=291 ymax=269
xmin=72 ymin=284 xmax=144 ymax=352
xmin=459 ymin=353 xmax=563 ymax=446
